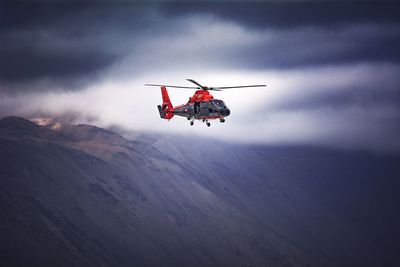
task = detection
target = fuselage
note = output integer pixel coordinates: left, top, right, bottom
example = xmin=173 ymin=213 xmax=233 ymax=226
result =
xmin=172 ymin=99 xmax=230 ymax=120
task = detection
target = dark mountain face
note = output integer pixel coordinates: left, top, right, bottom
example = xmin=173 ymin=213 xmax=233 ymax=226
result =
xmin=0 ymin=116 xmax=399 ymax=267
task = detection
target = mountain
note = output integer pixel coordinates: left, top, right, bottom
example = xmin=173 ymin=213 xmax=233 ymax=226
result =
xmin=1 ymin=116 xmax=399 ymax=267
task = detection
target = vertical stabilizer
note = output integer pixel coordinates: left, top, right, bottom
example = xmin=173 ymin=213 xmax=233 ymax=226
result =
xmin=161 ymin=86 xmax=173 ymax=110
xmin=158 ymin=86 xmax=173 ymax=119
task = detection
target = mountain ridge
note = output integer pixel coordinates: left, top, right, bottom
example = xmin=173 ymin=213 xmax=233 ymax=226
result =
xmin=1 ymin=116 xmax=399 ymax=267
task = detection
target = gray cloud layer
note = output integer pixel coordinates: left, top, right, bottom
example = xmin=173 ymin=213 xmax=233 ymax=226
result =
xmin=2 ymin=1 xmax=400 ymax=90
xmin=1 ymin=1 xmax=399 ymax=152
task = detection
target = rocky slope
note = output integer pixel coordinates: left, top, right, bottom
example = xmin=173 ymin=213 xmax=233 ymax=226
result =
xmin=0 ymin=116 xmax=399 ymax=266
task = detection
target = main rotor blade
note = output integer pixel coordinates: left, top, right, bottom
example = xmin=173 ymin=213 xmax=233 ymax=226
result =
xmin=186 ymin=79 xmax=205 ymax=89
xmin=145 ymin=84 xmax=199 ymax=89
xmin=207 ymin=88 xmax=223 ymax=91
xmin=210 ymin=85 xmax=267 ymax=89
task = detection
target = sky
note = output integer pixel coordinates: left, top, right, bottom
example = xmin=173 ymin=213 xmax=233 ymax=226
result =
xmin=1 ymin=0 xmax=400 ymax=152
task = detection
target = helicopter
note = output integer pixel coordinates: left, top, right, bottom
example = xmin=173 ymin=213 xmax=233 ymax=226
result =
xmin=145 ymin=79 xmax=266 ymax=127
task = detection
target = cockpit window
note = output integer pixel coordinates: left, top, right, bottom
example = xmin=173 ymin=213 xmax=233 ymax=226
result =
xmin=211 ymin=100 xmax=225 ymax=108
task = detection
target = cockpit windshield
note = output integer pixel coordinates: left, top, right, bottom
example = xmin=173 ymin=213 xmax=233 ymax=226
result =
xmin=211 ymin=100 xmax=225 ymax=108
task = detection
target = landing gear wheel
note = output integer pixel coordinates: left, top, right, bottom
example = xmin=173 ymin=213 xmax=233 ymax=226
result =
xmin=206 ymin=122 xmax=211 ymax=127
xmin=220 ymin=118 xmax=225 ymax=123
xmin=190 ymin=121 xmax=194 ymax=126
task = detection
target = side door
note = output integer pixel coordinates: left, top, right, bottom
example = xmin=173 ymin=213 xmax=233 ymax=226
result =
xmin=199 ymin=102 xmax=209 ymax=116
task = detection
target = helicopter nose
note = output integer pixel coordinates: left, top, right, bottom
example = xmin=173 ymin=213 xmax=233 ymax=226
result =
xmin=220 ymin=108 xmax=230 ymax=117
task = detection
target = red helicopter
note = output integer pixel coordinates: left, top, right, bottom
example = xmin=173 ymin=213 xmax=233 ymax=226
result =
xmin=145 ymin=79 xmax=266 ymax=127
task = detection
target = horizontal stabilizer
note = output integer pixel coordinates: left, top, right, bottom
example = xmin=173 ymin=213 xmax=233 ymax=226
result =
xmin=157 ymin=105 xmax=165 ymax=118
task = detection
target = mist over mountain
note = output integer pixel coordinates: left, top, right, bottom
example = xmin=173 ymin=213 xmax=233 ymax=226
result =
xmin=1 ymin=116 xmax=399 ymax=267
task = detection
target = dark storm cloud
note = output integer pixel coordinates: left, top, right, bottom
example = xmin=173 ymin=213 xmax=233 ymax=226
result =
xmin=0 ymin=1 xmax=159 ymax=91
xmin=2 ymin=1 xmax=400 ymax=93
xmin=160 ymin=1 xmax=400 ymax=69
xmin=0 ymin=2 xmax=101 ymax=83
xmin=220 ymin=24 xmax=400 ymax=70
xmin=1 ymin=37 xmax=115 ymax=81
xmin=160 ymin=1 xmax=400 ymax=29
